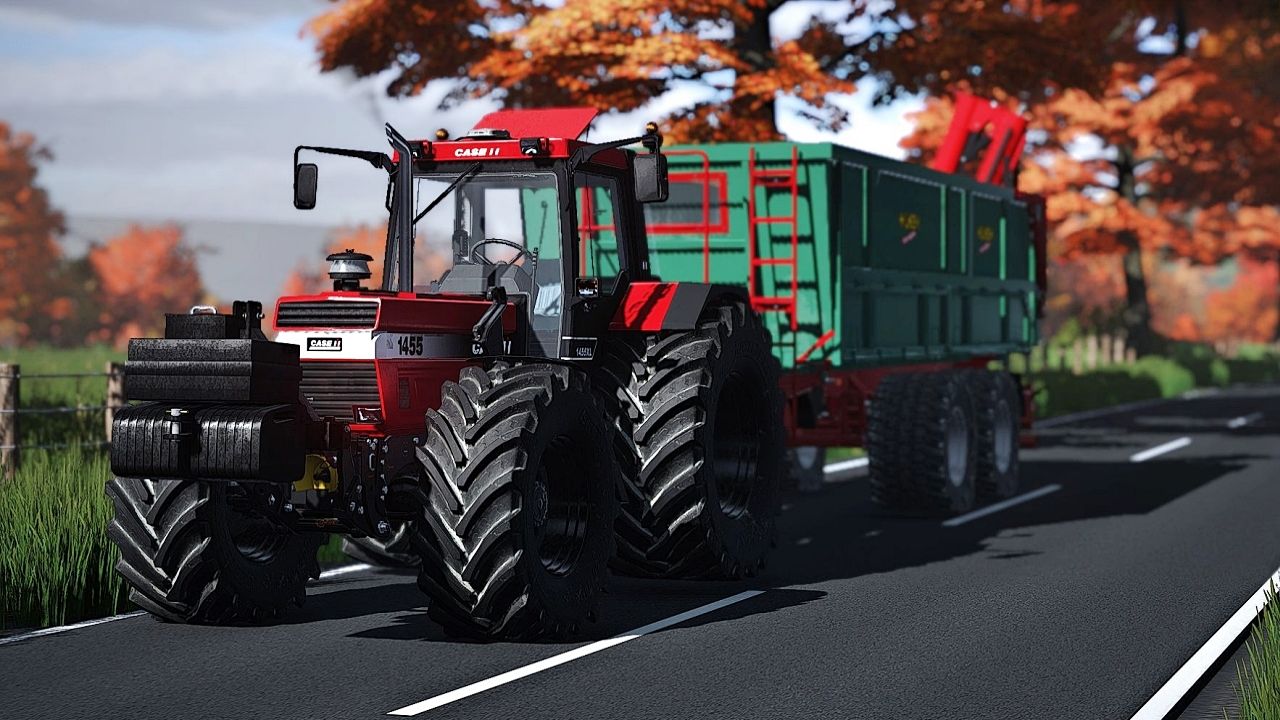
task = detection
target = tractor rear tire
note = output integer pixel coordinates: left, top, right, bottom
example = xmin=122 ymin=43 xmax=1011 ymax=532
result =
xmin=106 ymin=478 xmax=321 ymax=624
xmin=869 ymin=371 xmax=978 ymax=515
xmin=408 ymin=363 xmax=617 ymax=640
xmin=613 ymin=302 xmax=786 ymax=579
xmin=970 ymin=370 xmax=1021 ymax=499
xmin=341 ymin=525 xmax=420 ymax=568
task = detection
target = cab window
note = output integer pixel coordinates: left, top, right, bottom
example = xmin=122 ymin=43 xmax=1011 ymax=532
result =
xmin=574 ymin=172 xmax=624 ymax=293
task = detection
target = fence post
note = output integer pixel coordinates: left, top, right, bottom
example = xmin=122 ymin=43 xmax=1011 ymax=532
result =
xmin=1071 ymin=337 xmax=1085 ymax=375
xmin=1086 ymin=334 xmax=1099 ymax=371
xmin=0 ymin=363 xmax=18 ymax=481
xmin=1100 ymin=334 xmax=1113 ymax=368
xmin=105 ymin=361 xmax=124 ymax=444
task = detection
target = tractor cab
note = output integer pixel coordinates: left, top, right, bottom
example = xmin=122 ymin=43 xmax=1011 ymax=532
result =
xmin=292 ymin=108 xmax=669 ymax=361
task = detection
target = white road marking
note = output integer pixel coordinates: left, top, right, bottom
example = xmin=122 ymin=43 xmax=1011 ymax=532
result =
xmin=387 ymin=590 xmax=766 ymax=717
xmin=1227 ymin=412 xmax=1263 ymax=429
xmin=824 ymin=457 xmax=869 ymax=474
xmin=1129 ymin=437 xmax=1193 ymax=463
xmin=317 ymin=563 xmax=373 ymax=580
xmin=0 ymin=563 xmax=374 ymax=648
xmin=1128 ymin=566 xmax=1280 ymax=720
xmin=941 ymin=485 xmax=1062 ymax=528
xmin=0 ymin=611 xmax=146 ymax=647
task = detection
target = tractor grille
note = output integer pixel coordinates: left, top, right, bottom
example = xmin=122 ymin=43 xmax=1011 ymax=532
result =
xmin=300 ymin=362 xmax=380 ymax=422
xmin=277 ymin=301 xmax=378 ymax=328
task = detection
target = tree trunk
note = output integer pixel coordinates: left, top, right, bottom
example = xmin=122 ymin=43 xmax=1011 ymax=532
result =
xmin=1115 ymin=145 xmax=1158 ymax=355
xmin=730 ymin=2 xmax=783 ymax=139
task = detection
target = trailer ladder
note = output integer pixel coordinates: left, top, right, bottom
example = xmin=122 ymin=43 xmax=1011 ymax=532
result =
xmin=747 ymin=145 xmax=800 ymax=331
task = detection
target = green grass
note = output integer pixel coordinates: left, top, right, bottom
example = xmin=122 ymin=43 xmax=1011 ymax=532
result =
xmin=1234 ymin=584 xmax=1280 ymax=719
xmin=0 ymin=448 xmax=127 ymax=629
xmin=0 ymin=345 xmax=125 ymax=448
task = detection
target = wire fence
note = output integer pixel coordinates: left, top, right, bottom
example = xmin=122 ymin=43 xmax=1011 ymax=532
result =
xmin=0 ymin=363 xmax=124 ymax=478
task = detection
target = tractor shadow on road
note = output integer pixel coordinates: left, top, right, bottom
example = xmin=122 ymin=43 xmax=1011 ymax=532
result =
xmin=768 ymin=452 xmax=1261 ymax=589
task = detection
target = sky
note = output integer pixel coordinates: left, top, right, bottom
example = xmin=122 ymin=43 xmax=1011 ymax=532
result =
xmin=0 ymin=0 xmax=920 ymax=298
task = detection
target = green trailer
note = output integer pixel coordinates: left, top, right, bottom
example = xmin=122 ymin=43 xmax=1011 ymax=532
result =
xmin=632 ymin=139 xmax=1047 ymax=508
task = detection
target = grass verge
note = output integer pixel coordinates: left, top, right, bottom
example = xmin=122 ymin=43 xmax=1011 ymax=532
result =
xmin=1235 ymin=584 xmax=1280 ymax=719
xmin=0 ymin=449 xmax=126 ymax=629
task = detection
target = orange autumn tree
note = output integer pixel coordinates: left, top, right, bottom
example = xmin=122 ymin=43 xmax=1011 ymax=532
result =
xmin=87 ymin=224 xmax=205 ymax=347
xmin=307 ymin=0 xmax=1118 ymax=142
xmin=0 ymin=122 xmax=65 ymax=347
xmin=904 ymin=2 xmax=1280 ymax=352
xmin=276 ymin=224 xmax=450 ymax=306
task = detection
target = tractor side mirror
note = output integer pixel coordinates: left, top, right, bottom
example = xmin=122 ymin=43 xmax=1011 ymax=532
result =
xmin=633 ymin=154 xmax=668 ymax=203
xmin=294 ymin=163 xmax=318 ymax=210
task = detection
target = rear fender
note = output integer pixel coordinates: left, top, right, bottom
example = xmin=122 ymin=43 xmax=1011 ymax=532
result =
xmin=609 ymin=282 xmax=747 ymax=332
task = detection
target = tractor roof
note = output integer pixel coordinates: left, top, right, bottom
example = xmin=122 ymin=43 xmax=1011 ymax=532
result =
xmin=402 ymin=106 xmax=626 ymax=166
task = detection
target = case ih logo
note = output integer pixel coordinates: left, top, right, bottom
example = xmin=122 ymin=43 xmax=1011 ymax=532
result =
xmin=307 ymin=337 xmax=342 ymax=352
xmin=453 ymin=146 xmax=501 ymax=158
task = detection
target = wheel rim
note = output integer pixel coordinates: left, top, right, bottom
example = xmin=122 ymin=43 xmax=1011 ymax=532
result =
xmin=535 ymin=435 xmax=592 ymax=577
xmin=993 ymin=398 xmax=1015 ymax=474
xmin=794 ymin=446 xmax=819 ymax=470
xmin=712 ymin=372 xmax=762 ymax=519
xmin=946 ymin=405 xmax=969 ymax=488
xmin=223 ymin=483 xmax=293 ymax=563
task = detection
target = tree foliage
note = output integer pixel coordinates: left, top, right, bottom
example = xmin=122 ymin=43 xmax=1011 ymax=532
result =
xmin=0 ymin=122 xmax=65 ymax=347
xmin=308 ymin=0 xmax=1132 ymax=142
xmin=87 ymin=224 xmax=205 ymax=347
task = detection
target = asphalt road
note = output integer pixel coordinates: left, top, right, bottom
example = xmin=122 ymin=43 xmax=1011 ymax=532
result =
xmin=4 ymin=385 xmax=1279 ymax=720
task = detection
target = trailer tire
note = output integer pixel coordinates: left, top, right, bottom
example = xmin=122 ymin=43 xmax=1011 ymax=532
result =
xmin=869 ymin=371 xmax=977 ymax=515
xmin=867 ymin=373 xmax=916 ymax=511
xmin=106 ymin=478 xmax=321 ymax=624
xmin=408 ymin=363 xmax=617 ymax=640
xmin=613 ymin=302 xmax=785 ymax=579
xmin=341 ymin=525 xmax=420 ymax=568
xmin=970 ymin=371 xmax=1021 ymax=499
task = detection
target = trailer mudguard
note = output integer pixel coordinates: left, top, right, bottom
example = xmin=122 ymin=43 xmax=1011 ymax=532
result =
xmin=609 ymin=281 xmax=747 ymax=332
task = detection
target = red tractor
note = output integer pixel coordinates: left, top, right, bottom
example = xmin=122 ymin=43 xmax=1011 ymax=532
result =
xmin=107 ymin=110 xmax=786 ymax=639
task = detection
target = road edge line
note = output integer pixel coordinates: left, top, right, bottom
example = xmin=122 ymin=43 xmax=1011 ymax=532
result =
xmin=1129 ymin=437 xmax=1193 ymax=463
xmin=941 ymin=484 xmax=1062 ymax=527
xmin=387 ymin=590 xmax=766 ymax=716
xmin=0 ymin=562 xmax=373 ymax=648
xmin=824 ymin=457 xmax=868 ymax=474
xmin=1128 ymin=566 xmax=1280 ymax=720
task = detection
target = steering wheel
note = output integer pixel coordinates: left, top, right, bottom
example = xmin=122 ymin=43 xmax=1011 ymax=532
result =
xmin=469 ymin=238 xmax=529 ymax=266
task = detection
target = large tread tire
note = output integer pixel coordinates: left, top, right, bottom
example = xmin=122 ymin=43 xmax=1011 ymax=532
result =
xmin=408 ymin=363 xmax=618 ymax=640
xmin=613 ymin=302 xmax=786 ymax=579
xmin=867 ymin=373 xmax=917 ymax=511
xmin=341 ymin=525 xmax=420 ymax=568
xmin=970 ymin=370 xmax=1021 ymax=499
xmin=106 ymin=478 xmax=321 ymax=624
xmin=869 ymin=371 xmax=978 ymax=515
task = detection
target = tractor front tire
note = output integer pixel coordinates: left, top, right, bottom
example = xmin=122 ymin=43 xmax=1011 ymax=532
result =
xmin=408 ymin=363 xmax=617 ymax=640
xmin=614 ymin=302 xmax=786 ymax=579
xmin=106 ymin=478 xmax=321 ymax=624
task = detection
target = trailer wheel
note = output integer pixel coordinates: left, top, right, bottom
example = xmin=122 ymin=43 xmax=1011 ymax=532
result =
xmin=788 ymin=447 xmax=827 ymax=493
xmin=867 ymin=373 xmax=917 ymax=511
xmin=106 ymin=478 xmax=321 ymax=624
xmin=408 ymin=363 xmax=617 ymax=640
xmin=341 ymin=525 xmax=420 ymax=568
xmin=613 ymin=302 xmax=785 ymax=579
xmin=869 ymin=371 xmax=977 ymax=515
xmin=970 ymin=371 xmax=1021 ymax=499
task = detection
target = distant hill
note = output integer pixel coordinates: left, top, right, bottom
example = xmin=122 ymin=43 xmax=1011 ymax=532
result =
xmin=64 ymin=216 xmax=339 ymax=303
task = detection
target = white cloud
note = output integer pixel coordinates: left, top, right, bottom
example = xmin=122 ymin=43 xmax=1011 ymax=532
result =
xmin=0 ymin=0 xmax=323 ymax=30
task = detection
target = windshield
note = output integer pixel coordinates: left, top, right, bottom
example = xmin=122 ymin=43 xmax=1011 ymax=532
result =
xmin=410 ymin=170 xmax=561 ymax=290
